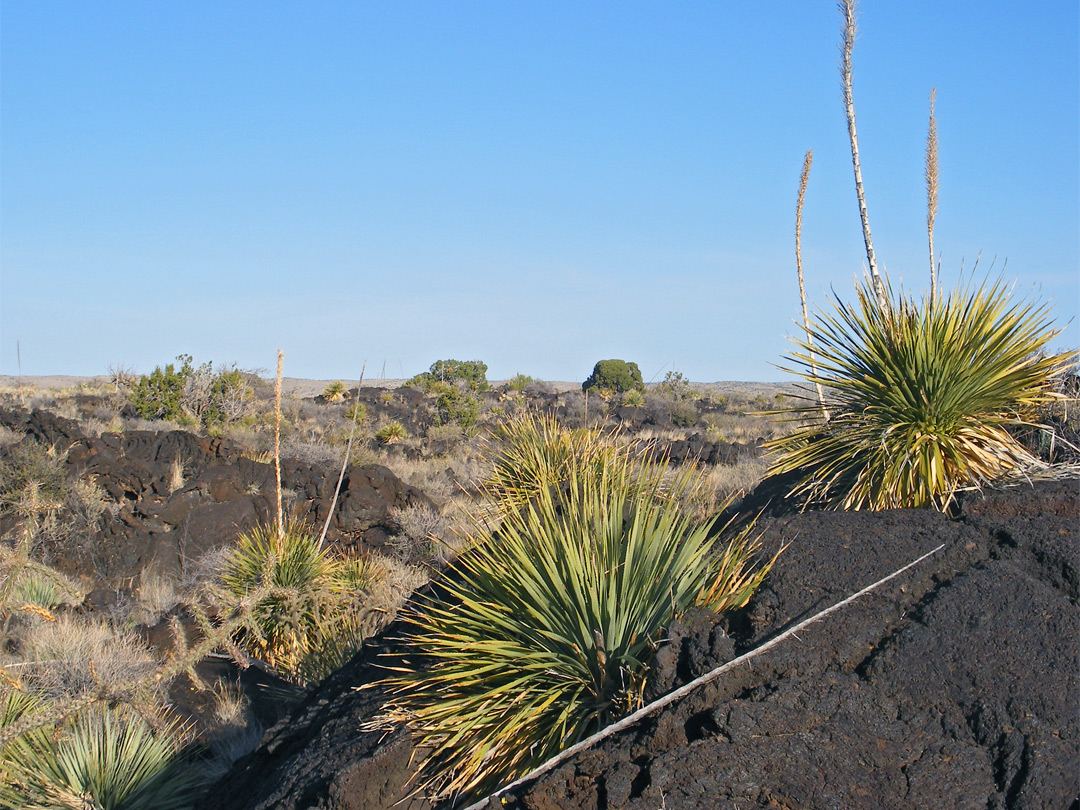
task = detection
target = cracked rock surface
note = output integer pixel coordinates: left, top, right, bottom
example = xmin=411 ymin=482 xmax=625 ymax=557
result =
xmin=499 ymin=478 xmax=1079 ymax=810
xmin=208 ymin=478 xmax=1079 ymax=810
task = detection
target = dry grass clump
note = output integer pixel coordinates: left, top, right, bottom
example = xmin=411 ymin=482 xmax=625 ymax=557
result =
xmin=17 ymin=615 xmax=160 ymax=704
xmin=378 ymin=452 xmax=490 ymax=504
xmin=166 ymin=457 xmax=187 ymax=494
xmin=0 ymin=428 xmax=21 ymax=450
xmin=695 ymin=456 xmax=771 ymax=516
xmin=130 ymin=568 xmax=185 ymax=627
xmin=201 ymin=680 xmax=264 ymax=773
xmin=386 ymin=504 xmax=455 ymax=566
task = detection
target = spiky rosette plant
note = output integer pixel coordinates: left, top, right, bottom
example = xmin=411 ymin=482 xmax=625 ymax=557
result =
xmin=768 ymin=277 xmax=1076 ymax=511
xmin=0 ymin=699 xmax=201 ymax=810
xmin=481 ymin=410 xmax=625 ymax=517
xmin=375 ymin=415 xmax=774 ymax=800
xmin=219 ymin=521 xmax=371 ymax=684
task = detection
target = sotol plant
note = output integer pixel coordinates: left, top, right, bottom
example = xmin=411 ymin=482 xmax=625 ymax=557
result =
xmin=374 ymin=414 xmax=774 ymax=799
xmin=773 ymin=1 xmax=1076 ymax=512
xmin=218 ymin=521 xmax=372 ymax=685
xmin=0 ymin=698 xmax=203 ymax=810
xmin=375 ymin=421 xmax=408 ymax=445
xmin=768 ymin=277 xmax=1075 ymax=510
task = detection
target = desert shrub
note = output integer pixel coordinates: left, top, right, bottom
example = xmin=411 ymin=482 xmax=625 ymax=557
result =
xmin=506 ymin=373 xmax=533 ymax=392
xmin=582 ymin=359 xmax=644 ymax=394
xmin=218 ymin=522 xmax=372 ymax=684
xmin=410 ymin=360 xmax=489 ymax=393
xmin=204 ymin=367 xmax=253 ymax=428
xmin=621 ymin=389 xmax=645 ymax=408
xmin=434 ymin=386 xmax=479 ymax=430
xmin=130 ymin=356 xmax=251 ymax=428
xmin=767 ymin=277 xmax=1077 ymax=510
xmin=0 ymin=441 xmax=67 ymax=512
xmin=657 ymin=370 xmax=696 ymax=401
xmin=65 ymin=478 xmax=109 ymax=530
xmin=0 ymin=701 xmax=203 ymax=810
xmin=19 ymin=615 xmax=158 ymax=702
xmin=670 ymin=400 xmax=699 ymax=428
xmin=130 ymin=358 xmax=190 ymax=421
xmin=376 ymin=415 xmax=775 ymax=798
xmin=343 ymin=402 xmax=367 ymax=423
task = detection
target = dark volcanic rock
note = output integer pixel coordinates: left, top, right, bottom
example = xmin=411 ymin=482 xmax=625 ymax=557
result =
xmin=205 ymin=631 xmax=432 ymax=810
xmin=205 ymin=478 xmax=1079 ymax=810
xmin=0 ymin=407 xmax=432 ymax=586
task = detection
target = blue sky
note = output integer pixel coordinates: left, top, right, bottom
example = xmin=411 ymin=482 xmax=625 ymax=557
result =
xmin=2 ymin=1 xmax=1077 ymax=383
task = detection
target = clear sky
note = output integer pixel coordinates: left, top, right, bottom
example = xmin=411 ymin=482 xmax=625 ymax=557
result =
xmin=2 ymin=1 xmax=1077 ymax=383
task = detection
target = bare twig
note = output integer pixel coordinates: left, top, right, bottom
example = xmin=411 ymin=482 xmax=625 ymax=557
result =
xmin=795 ymin=149 xmax=829 ymax=420
xmin=274 ymin=350 xmax=285 ymax=539
xmin=461 ymin=542 xmax=945 ymax=810
xmin=318 ymin=361 xmax=367 ymax=552
xmin=839 ymin=0 xmax=886 ymax=307
xmin=926 ymin=87 xmax=940 ymax=302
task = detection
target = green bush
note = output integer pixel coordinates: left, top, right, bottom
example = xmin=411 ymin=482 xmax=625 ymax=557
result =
xmin=203 ymin=367 xmax=252 ymax=428
xmin=658 ymin=370 xmax=695 ymax=401
xmin=410 ymin=359 xmax=489 ymax=393
xmin=506 ymin=373 xmax=533 ymax=392
xmin=130 ymin=357 xmax=190 ymax=421
xmin=767 ymin=277 xmax=1077 ymax=510
xmin=129 ymin=356 xmax=252 ymax=428
xmin=670 ymin=400 xmax=699 ymax=428
xmin=435 ymin=386 xmax=480 ymax=430
xmin=376 ymin=414 xmax=774 ymax=799
xmin=344 ymin=402 xmax=367 ymax=423
xmin=582 ymin=359 xmax=644 ymax=394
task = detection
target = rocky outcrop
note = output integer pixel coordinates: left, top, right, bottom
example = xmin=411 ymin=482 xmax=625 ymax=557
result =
xmin=497 ymin=478 xmax=1079 ymax=810
xmin=204 ymin=477 xmax=1079 ymax=810
xmin=0 ymin=408 xmax=432 ymax=587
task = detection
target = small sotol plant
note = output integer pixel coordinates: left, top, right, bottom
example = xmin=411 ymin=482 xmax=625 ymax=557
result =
xmin=321 ymin=380 xmax=348 ymax=403
xmin=768 ymin=277 xmax=1076 ymax=511
xmin=374 ymin=414 xmax=774 ymax=799
xmin=218 ymin=521 xmax=372 ymax=684
xmin=375 ymin=420 xmax=408 ymax=445
xmin=0 ymin=698 xmax=203 ymax=810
